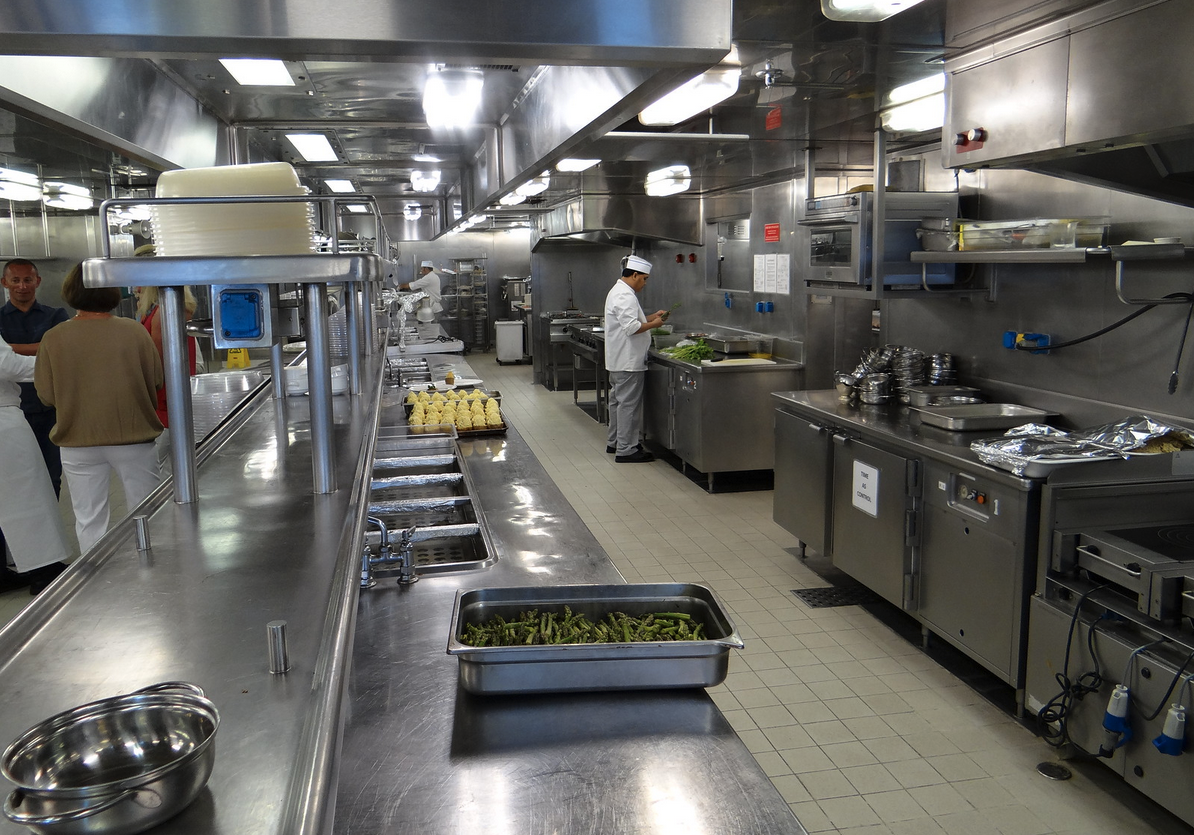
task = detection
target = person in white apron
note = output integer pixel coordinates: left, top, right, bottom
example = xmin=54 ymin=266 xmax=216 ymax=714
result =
xmin=0 ymin=336 xmax=70 ymax=593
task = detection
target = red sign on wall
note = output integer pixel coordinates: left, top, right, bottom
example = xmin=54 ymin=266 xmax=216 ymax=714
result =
xmin=763 ymin=223 xmax=781 ymax=242
xmin=765 ymin=107 xmax=782 ymax=131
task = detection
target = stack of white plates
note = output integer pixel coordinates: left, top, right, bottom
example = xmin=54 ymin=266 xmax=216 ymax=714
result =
xmin=284 ymin=363 xmax=349 ymax=396
xmin=152 ymin=162 xmax=316 ymax=257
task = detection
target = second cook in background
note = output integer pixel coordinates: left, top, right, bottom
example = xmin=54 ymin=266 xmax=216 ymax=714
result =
xmin=34 ymin=264 xmax=164 ymax=555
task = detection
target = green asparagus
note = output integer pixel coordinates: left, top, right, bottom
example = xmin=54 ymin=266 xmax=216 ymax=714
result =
xmin=460 ymin=606 xmax=708 ymax=646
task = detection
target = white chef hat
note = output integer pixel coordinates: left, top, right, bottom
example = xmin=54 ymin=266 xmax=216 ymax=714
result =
xmin=420 ymin=260 xmax=435 ymax=269
xmin=624 ymin=254 xmax=652 ymax=275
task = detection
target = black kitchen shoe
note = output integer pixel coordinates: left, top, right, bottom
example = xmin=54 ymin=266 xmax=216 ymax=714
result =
xmin=615 ymin=449 xmax=655 ymax=463
xmin=0 ymin=566 xmax=31 ymax=594
xmin=27 ymin=562 xmax=68 ymax=596
xmin=606 ymin=445 xmax=616 ymax=453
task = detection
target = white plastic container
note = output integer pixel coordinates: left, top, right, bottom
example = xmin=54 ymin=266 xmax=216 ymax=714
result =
xmin=152 ymin=162 xmax=315 ymax=257
xmin=284 ymin=363 xmax=348 ymax=396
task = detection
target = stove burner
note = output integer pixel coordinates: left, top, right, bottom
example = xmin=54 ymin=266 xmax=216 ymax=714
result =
xmin=1107 ymin=525 xmax=1194 ymax=562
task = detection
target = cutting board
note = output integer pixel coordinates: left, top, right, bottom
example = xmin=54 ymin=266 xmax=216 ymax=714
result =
xmin=701 ymin=358 xmax=776 ymax=367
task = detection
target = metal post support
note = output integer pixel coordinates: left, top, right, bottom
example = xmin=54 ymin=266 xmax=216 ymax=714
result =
xmin=345 ymin=282 xmax=362 ymax=395
xmin=269 ymin=285 xmax=287 ymax=401
xmin=304 ymin=285 xmax=337 ymax=494
xmin=871 ymin=127 xmax=887 ymax=302
xmin=364 ymin=282 xmax=378 ymax=354
xmin=161 ymin=286 xmax=198 ymax=503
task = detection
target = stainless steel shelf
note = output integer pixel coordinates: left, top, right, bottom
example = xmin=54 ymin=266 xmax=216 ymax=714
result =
xmin=82 ymin=253 xmax=384 ymax=287
xmin=910 ymin=248 xmax=1101 ymax=264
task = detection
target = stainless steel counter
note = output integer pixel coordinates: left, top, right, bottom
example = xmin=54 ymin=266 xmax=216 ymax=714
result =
xmin=0 ymin=349 xmax=806 ymax=834
xmin=334 ymin=354 xmax=807 ymax=834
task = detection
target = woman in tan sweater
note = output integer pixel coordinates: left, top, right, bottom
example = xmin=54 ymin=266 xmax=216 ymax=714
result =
xmin=34 ymin=264 xmax=163 ymax=554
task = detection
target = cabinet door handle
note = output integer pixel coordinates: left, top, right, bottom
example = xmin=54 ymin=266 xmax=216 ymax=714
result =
xmin=831 ymin=432 xmax=850 ymax=446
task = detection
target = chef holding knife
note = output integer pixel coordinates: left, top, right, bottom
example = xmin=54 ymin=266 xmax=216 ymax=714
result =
xmin=604 ymin=254 xmax=666 ymax=463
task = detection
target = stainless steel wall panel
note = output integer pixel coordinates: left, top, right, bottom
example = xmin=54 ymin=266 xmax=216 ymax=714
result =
xmin=0 ymin=56 xmax=223 ymax=170
xmin=0 ymin=0 xmax=732 ymax=66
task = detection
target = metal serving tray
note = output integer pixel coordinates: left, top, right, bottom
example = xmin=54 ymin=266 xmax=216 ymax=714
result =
xmin=446 ymin=583 xmax=744 ymax=695
xmin=911 ymin=403 xmax=1055 ymax=431
xmin=905 ymin=385 xmax=982 ymax=408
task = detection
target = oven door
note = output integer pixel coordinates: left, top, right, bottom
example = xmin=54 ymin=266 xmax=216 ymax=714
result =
xmin=805 ymin=218 xmax=866 ymax=284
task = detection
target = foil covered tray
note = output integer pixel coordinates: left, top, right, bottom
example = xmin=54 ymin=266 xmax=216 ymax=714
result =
xmin=447 ymin=583 xmax=744 ymax=695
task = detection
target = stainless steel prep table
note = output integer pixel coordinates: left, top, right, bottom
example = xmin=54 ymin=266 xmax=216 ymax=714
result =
xmin=334 ymin=355 xmax=807 ymax=835
xmin=645 ymin=346 xmax=803 ymax=490
xmin=772 ymin=390 xmax=1043 ymax=703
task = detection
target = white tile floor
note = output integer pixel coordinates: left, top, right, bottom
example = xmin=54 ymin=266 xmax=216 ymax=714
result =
xmin=3 ymin=354 xmax=1190 ymax=834
xmin=478 ymin=354 xmax=1192 ymax=835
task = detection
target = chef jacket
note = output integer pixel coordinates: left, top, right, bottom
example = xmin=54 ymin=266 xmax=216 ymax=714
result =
xmin=408 ymin=270 xmax=444 ymax=314
xmin=604 ymin=279 xmax=650 ymax=372
xmin=0 ymin=300 xmax=69 ymax=414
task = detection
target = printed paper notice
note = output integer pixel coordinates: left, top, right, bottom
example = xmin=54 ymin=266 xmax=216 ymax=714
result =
xmin=764 ymin=254 xmax=778 ymax=293
xmin=753 ymin=255 xmax=766 ymax=292
xmin=852 ymin=460 xmax=879 ymax=518
xmin=776 ymin=254 xmax=790 ymax=295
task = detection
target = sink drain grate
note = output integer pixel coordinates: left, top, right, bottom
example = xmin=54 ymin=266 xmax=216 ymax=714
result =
xmin=791 ymin=586 xmax=878 ymax=608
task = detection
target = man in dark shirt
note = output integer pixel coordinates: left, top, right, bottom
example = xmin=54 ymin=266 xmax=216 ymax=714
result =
xmin=1 ymin=258 xmax=69 ymax=493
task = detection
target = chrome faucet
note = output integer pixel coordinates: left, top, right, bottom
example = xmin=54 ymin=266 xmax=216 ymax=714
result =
xmin=361 ymin=516 xmax=419 ymax=587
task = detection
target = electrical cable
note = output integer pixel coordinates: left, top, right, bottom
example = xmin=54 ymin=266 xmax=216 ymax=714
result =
xmin=1136 ymin=648 xmax=1194 ymax=722
xmin=1037 ymin=585 xmax=1111 ymax=748
xmin=1014 ymin=292 xmax=1193 ymax=352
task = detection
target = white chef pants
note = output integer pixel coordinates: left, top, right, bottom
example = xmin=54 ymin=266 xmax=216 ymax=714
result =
xmin=606 ymin=369 xmax=645 ymax=456
xmin=0 ymin=405 xmax=70 ymax=572
xmin=61 ymin=442 xmax=159 ymax=555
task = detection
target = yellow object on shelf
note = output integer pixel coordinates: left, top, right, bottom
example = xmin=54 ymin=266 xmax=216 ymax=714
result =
xmin=227 ymin=348 xmax=251 ymax=368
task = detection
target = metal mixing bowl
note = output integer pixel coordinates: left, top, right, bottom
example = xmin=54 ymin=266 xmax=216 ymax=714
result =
xmin=2 ymin=683 xmax=218 ymax=835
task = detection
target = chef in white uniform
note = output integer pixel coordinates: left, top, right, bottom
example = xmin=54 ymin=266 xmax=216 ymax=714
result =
xmin=0 ymin=336 xmax=70 ymax=586
xmin=400 ymin=260 xmax=444 ymax=322
xmin=604 ymin=254 xmax=666 ymax=462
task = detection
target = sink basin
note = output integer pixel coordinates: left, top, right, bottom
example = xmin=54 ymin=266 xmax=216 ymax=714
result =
xmin=365 ymin=429 xmax=496 ymax=578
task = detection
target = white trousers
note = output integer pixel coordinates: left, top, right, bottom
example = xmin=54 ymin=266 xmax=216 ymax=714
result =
xmin=61 ymin=443 xmax=159 ymax=555
xmin=0 ymin=405 xmax=70 ymax=572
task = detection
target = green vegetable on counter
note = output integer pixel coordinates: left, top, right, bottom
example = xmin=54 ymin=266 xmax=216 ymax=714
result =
xmin=664 ymin=338 xmax=715 ymax=363
xmin=461 ymin=606 xmax=707 ymax=646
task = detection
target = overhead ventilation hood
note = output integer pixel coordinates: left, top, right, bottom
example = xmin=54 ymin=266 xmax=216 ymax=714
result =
xmin=533 ymin=193 xmax=703 ymax=249
xmin=944 ymin=0 xmax=1194 ymax=207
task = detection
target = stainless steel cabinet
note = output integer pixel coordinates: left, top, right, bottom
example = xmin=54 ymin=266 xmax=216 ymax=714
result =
xmin=644 ymin=359 xmax=674 ymax=449
xmin=772 ymin=410 xmax=833 ymax=556
xmin=830 ymin=437 xmax=920 ymax=611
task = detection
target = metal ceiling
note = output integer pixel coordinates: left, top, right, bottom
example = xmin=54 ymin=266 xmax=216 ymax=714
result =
xmin=0 ymin=0 xmax=949 ymax=242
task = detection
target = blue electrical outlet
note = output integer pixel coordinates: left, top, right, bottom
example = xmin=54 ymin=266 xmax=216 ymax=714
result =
xmin=219 ymin=288 xmax=264 ymax=340
xmin=1003 ymin=330 xmax=1051 ymax=354
xmin=724 ymin=292 xmax=732 ymax=309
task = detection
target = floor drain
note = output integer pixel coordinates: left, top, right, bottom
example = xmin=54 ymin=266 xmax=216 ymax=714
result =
xmin=1036 ymin=762 xmax=1073 ymax=781
xmin=792 ymin=586 xmax=878 ymax=608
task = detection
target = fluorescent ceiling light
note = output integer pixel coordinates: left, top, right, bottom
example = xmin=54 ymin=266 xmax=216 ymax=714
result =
xmin=403 ymin=205 xmax=423 ymax=221
xmin=423 ymin=68 xmax=485 ymax=129
xmin=0 ymin=167 xmax=42 ymax=201
xmin=42 ymin=182 xmax=93 ymax=211
xmin=644 ymin=165 xmax=692 ymax=197
xmin=219 ymin=58 xmax=295 ymax=86
xmin=286 ymin=133 xmax=338 ymax=162
xmin=412 ymin=153 xmax=441 ymax=163
xmin=324 ymin=179 xmax=356 ymax=193
xmin=514 ymin=172 xmax=550 ymax=197
xmin=881 ymin=93 xmax=945 ymax=132
xmin=410 ymin=169 xmax=441 ymax=193
xmin=345 ymin=204 xmax=369 ymax=213
xmin=820 ymin=0 xmax=928 ymax=22
xmin=888 ymin=73 xmax=945 ymax=106
xmin=639 ymin=47 xmax=739 ymax=126
xmin=556 ymin=158 xmax=600 ymax=172
xmin=499 ymin=192 xmax=527 ymax=206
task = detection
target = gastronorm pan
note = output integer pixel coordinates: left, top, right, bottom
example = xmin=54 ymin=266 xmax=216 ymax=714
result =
xmin=447 ymin=583 xmax=744 ymax=695
xmin=910 ymin=403 xmax=1055 ymax=431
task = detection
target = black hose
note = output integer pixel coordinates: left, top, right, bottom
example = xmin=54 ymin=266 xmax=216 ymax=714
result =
xmin=1015 ymin=292 xmax=1193 ymax=352
xmin=1168 ymin=298 xmax=1194 ymax=394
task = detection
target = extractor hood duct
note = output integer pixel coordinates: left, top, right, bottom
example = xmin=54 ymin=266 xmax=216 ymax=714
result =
xmin=944 ymin=0 xmax=1194 ymax=207
xmin=535 ymin=193 xmax=703 ymax=249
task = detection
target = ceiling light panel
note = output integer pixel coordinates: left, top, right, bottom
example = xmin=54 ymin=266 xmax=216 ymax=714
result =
xmin=423 ymin=68 xmax=485 ymax=129
xmin=324 ymin=179 xmax=356 ymax=193
xmin=556 ymin=158 xmax=600 ymax=172
xmin=219 ymin=58 xmax=295 ymax=86
xmin=644 ymin=165 xmax=692 ymax=197
xmin=639 ymin=46 xmax=740 ymax=127
xmin=0 ymin=167 xmax=42 ymax=201
xmin=286 ymin=134 xmax=339 ymax=162
xmin=410 ymin=169 xmax=442 ymax=193
xmin=820 ymin=0 xmax=928 ymax=22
